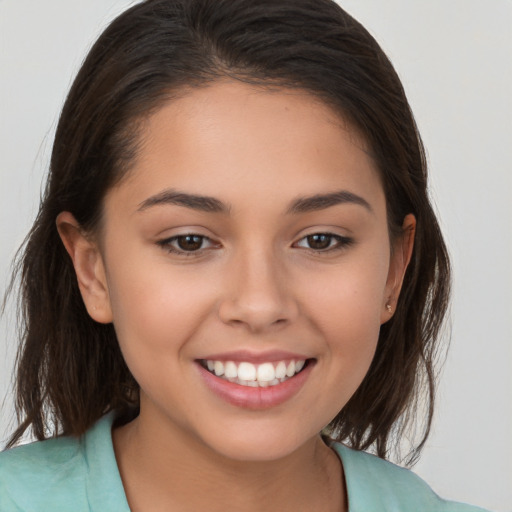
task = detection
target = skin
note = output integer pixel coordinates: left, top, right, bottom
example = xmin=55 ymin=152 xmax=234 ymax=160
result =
xmin=58 ymin=80 xmax=415 ymax=512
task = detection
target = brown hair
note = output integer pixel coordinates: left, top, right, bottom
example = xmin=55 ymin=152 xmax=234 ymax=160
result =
xmin=5 ymin=0 xmax=450 ymax=463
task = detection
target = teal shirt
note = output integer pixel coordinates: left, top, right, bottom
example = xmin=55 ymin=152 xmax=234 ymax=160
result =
xmin=0 ymin=413 xmax=490 ymax=511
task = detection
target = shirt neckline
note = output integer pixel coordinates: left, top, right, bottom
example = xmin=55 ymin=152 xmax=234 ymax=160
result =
xmin=83 ymin=411 xmax=131 ymax=511
xmin=86 ymin=412 xmax=369 ymax=512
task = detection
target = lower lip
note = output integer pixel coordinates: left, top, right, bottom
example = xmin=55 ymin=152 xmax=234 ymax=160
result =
xmin=197 ymin=361 xmax=314 ymax=410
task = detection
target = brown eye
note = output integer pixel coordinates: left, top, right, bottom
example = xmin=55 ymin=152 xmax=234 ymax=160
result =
xmin=176 ymin=235 xmax=204 ymax=251
xmin=157 ymin=234 xmax=215 ymax=255
xmin=294 ymin=233 xmax=353 ymax=252
xmin=306 ymin=234 xmax=334 ymax=250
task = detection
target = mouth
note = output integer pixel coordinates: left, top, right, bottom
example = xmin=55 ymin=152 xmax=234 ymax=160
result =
xmin=198 ymin=358 xmax=311 ymax=388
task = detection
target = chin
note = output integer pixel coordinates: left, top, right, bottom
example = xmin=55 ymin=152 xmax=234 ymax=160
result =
xmin=198 ymin=423 xmax=321 ymax=463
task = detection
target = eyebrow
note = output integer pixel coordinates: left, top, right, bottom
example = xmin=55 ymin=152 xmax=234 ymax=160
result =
xmin=137 ymin=188 xmax=372 ymax=215
xmin=286 ymin=190 xmax=373 ymax=214
xmin=137 ymin=189 xmax=229 ymax=214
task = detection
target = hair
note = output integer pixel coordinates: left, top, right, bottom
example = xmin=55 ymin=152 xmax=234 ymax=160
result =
xmin=5 ymin=0 xmax=450 ymax=463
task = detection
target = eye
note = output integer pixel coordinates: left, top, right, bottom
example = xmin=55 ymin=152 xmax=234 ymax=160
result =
xmin=157 ymin=234 xmax=217 ymax=254
xmin=294 ymin=233 xmax=353 ymax=252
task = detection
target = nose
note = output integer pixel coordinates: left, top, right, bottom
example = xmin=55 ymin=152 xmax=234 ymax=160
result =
xmin=217 ymin=245 xmax=299 ymax=333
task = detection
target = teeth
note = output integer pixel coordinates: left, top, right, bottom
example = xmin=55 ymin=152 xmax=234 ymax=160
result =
xmin=257 ymin=362 xmax=275 ymax=382
xmin=275 ymin=361 xmax=287 ymax=379
xmin=238 ymin=362 xmax=256 ymax=381
xmin=204 ymin=359 xmax=307 ymax=387
xmin=214 ymin=361 xmax=224 ymax=377
xmin=224 ymin=361 xmax=238 ymax=379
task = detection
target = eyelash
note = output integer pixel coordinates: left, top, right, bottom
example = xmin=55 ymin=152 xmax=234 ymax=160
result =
xmin=156 ymin=234 xmax=217 ymax=256
xmin=157 ymin=232 xmax=353 ymax=256
xmin=293 ymin=233 xmax=354 ymax=252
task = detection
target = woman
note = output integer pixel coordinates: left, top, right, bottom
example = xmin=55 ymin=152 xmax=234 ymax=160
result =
xmin=0 ymin=1 xmax=499 ymax=510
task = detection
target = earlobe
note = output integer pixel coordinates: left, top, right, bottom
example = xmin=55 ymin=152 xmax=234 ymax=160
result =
xmin=381 ymin=213 xmax=416 ymax=323
xmin=56 ymin=212 xmax=113 ymax=324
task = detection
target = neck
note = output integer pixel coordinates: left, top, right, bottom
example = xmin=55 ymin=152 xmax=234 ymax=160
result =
xmin=113 ymin=408 xmax=346 ymax=512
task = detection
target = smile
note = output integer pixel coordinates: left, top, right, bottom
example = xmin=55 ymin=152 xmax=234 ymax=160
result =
xmin=200 ymin=359 xmax=307 ymax=387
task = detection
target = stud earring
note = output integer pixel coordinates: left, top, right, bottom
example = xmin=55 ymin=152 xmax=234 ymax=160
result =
xmin=386 ymin=303 xmax=392 ymax=313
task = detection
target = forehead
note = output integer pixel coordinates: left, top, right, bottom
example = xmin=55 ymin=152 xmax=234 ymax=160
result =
xmin=108 ymin=80 xmax=384 ymax=216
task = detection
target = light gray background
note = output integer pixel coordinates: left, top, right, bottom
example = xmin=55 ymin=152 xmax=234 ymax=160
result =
xmin=1 ymin=1 xmax=510 ymax=510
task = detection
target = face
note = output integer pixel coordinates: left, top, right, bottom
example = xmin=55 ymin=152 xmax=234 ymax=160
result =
xmin=61 ymin=80 xmax=413 ymax=462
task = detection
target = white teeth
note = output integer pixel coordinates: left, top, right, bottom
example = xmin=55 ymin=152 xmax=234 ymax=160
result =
xmin=275 ymin=361 xmax=287 ymax=379
xmin=238 ymin=362 xmax=257 ymax=381
xmin=224 ymin=361 xmax=238 ymax=379
xmin=204 ymin=358 xmax=307 ymax=387
xmin=257 ymin=362 xmax=275 ymax=382
xmin=214 ymin=361 xmax=224 ymax=377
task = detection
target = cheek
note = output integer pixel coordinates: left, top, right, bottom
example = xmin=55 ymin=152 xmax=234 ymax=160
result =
xmin=298 ymin=274 xmax=384 ymax=422
xmin=297 ymin=251 xmax=389 ymax=378
xmin=103 ymin=247 xmax=219 ymax=362
xmin=301 ymin=253 xmax=389 ymax=332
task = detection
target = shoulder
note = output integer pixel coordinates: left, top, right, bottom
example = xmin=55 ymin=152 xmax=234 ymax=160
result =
xmin=332 ymin=443 xmax=492 ymax=512
xmin=0 ymin=430 xmax=91 ymax=511
xmin=0 ymin=412 xmax=129 ymax=512
xmin=0 ymin=433 xmax=88 ymax=510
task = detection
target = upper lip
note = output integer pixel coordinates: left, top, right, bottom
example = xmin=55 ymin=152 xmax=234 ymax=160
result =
xmin=196 ymin=350 xmax=312 ymax=364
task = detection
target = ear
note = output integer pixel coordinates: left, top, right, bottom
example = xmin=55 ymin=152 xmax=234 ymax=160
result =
xmin=381 ymin=213 xmax=416 ymax=323
xmin=56 ymin=212 xmax=113 ymax=324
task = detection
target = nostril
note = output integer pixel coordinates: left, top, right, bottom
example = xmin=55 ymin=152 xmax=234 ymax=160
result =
xmin=217 ymin=298 xmax=296 ymax=331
